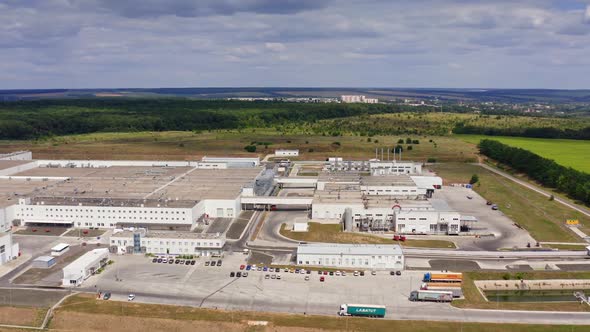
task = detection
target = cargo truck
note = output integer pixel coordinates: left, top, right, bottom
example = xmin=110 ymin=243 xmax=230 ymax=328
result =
xmin=420 ymin=283 xmax=463 ymax=298
xmin=423 ymin=272 xmax=462 ymax=283
xmin=338 ymin=304 xmax=386 ymax=318
xmin=409 ymin=290 xmax=453 ymax=302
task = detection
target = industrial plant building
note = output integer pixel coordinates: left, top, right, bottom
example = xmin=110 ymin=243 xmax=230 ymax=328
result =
xmin=109 ymin=228 xmax=225 ymax=256
xmin=297 ymin=243 xmax=404 ymax=270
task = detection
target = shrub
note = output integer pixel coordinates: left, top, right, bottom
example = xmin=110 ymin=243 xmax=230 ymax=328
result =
xmin=412 ymin=139 xmax=420 ymax=144
xmin=469 ymin=174 xmax=479 ymax=185
xmin=407 ymin=145 xmax=413 ymax=151
xmin=406 ymin=137 xmax=412 ymax=144
xmin=397 ymin=139 xmax=404 ymax=144
xmin=308 ymin=148 xmax=314 ymax=152
xmin=427 ymin=157 xmax=437 ymax=163
xmin=244 ymin=145 xmax=257 ymax=153
xmin=332 ymin=142 xmax=341 ymax=146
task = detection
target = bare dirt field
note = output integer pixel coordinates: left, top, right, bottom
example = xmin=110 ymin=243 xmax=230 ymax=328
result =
xmin=0 ymin=306 xmax=45 ymax=326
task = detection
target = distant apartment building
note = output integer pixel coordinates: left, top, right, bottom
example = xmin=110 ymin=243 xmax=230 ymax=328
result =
xmin=341 ymin=95 xmax=378 ymax=104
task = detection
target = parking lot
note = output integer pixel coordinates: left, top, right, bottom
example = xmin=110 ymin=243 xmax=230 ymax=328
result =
xmin=86 ymin=254 xmax=449 ymax=317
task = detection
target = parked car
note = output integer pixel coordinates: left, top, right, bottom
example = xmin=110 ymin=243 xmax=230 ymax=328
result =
xmin=265 ymin=274 xmax=270 ymax=279
xmin=236 ymin=272 xmax=242 ymax=277
xmin=271 ymin=274 xmax=276 ymax=279
xmin=277 ymin=274 xmax=281 ymax=279
xmin=175 ymin=260 xmax=180 ymax=264
xmin=466 ymin=195 xmax=473 ymax=199
xmin=335 ymin=271 xmax=341 ymax=276
xmin=162 ymin=259 xmax=168 ymax=263
xmin=323 ymin=271 xmax=328 ymax=275
xmin=190 ymin=260 xmax=196 ymax=265
xmin=306 ymin=270 xmax=311 ymax=274
xmin=320 ymin=276 xmax=325 ymax=282
xmin=168 ymin=260 xmax=174 ymax=264
xmin=342 ymin=271 xmax=347 ymax=276
xmin=284 ymin=268 xmax=289 ymax=273
xmin=396 ymin=270 xmax=402 ymax=276
xmin=128 ymin=294 xmax=135 ymax=301
xmin=185 ymin=260 xmax=191 ymax=265
xmin=390 ymin=271 xmax=396 ymax=276
xmin=152 ymin=258 xmax=158 ymax=263
xmin=305 ymin=276 xmax=310 ymax=281
xmin=157 ymin=258 xmax=163 ymax=263
xmin=103 ymin=292 xmax=111 ymax=300
xmin=240 ymin=265 xmax=245 ymax=270
xmin=217 ymin=260 xmax=222 ymax=266
xmin=242 ymin=272 xmax=248 ymax=277
xmin=371 ymin=271 xmax=377 ymax=276
xmin=329 ymin=271 xmax=334 ymax=276
xmin=486 ymin=201 xmax=493 ymax=205
xmin=263 ymin=267 xmax=268 ymax=272
xmin=318 ymin=270 xmax=323 ymax=275
xmin=295 ymin=269 xmax=300 ymax=273
xmin=257 ymin=266 xmax=262 ymax=271
xmin=230 ymin=272 xmax=235 ymax=277
xmin=491 ymin=204 xmax=499 ymax=210
xmin=179 ymin=260 xmax=185 ymax=264
xmin=205 ymin=261 xmax=210 ymax=266
xmin=360 ymin=271 xmax=365 ymax=276
xmin=246 ymin=265 xmax=251 ymax=271
xmin=353 ymin=271 xmax=359 ymax=277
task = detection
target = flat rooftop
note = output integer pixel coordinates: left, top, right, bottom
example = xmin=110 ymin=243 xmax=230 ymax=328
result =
xmin=297 ymin=243 xmax=403 ymax=256
xmin=0 ymin=178 xmax=61 ymax=208
xmin=9 ymin=165 xmax=261 ymax=204
xmin=360 ymin=174 xmax=416 ymax=186
xmin=30 ymin=196 xmax=197 ymax=208
xmin=318 ymin=171 xmax=362 ymax=183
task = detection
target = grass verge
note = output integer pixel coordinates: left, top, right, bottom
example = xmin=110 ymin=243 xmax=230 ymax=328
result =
xmin=280 ymin=223 xmax=456 ymax=248
xmin=51 ymin=294 xmax=584 ymax=332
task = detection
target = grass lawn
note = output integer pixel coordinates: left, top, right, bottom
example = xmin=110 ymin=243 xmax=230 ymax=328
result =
xmin=0 ymin=130 xmax=478 ymax=162
xmin=458 ymin=135 xmax=590 ymax=173
xmin=280 ymin=223 xmax=456 ymax=248
xmin=51 ymin=294 xmax=584 ymax=332
xmin=62 ymin=228 xmax=106 ymax=238
xmin=431 ymin=163 xmax=590 ymax=242
xmin=542 ymin=243 xmax=589 ymax=250
xmin=453 ymin=271 xmax=590 ymax=312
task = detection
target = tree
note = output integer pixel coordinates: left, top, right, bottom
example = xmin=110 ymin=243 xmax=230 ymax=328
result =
xmin=397 ymin=139 xmax=404 ymax=144
xmin=244 ymin=145 xmax=257 ymax=152
xmin=406 ymin=137 xmax=412 ymax=144
xmin=412 ymin=139 xmax=420 ymax=144
xmin=407 ymin=145 xmax=413 ymax=150
xmin=469 ymin=174 xmax=479 ymax=185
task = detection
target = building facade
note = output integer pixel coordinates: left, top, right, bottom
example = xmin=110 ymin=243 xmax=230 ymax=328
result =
xmin=275 ymin=149 xmax=299 ymax=157
xmin=62 ymin=248 xmax=109 ymax=286
xmin=0 ymin=232 xmax=19 ymax=266
xmin=109 ymin=229 xmax=225 ymax=256
xmin=297 ymin=243 xmax=404 ymax=270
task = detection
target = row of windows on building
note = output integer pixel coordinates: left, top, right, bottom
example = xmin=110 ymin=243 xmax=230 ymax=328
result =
xmin=299 ymin=255 xmax=403 ymax=266
xmin=21 ymin=207 xmax=187 ymax=214
xmin=112 ymin=239 xmax=221 ymax=247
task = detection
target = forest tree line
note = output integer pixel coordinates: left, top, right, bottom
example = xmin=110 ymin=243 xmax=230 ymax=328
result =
xmin=478 ymin=139 xmax=590 ymax=205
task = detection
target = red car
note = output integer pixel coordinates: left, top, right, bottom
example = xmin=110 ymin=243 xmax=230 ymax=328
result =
xmin=239 ymin=265 xmax=245 ymax=270
xmin=323 ymin=271 xmax=328 ymax=275
xmin=320 ymin=276 xmax=325 ymax=282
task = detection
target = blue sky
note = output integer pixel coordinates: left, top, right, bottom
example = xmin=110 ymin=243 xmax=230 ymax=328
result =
xmin=0 ymin=0 xmax=589 ymax=89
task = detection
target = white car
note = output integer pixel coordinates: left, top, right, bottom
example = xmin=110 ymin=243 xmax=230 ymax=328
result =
xmin=353 ymin=271 xmax=359 ymax=276
xmin=127 ymin=294 xmax=135 ymax=301
xmin=371 ymin=271 xmax=377 ymax=276
xmin=277 ymin=274 xmax=282 ymax=279
xmin=335 ymin=271 xmax=341 ymax=276
xmin=300 ymin=269 xmax=306 ymax=274
xmin=304 ymin=276 xmax=310 ymax=281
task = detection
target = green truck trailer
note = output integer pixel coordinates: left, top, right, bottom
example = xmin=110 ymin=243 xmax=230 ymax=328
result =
xmin=338 ymin=304 xmax=386 ymax=318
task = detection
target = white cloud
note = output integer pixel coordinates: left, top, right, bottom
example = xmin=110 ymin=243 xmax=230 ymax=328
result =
xmin=265 ymin=42 xmax=286 ymax=52
xmin=584 ymin=5 xmax=590 ymax=23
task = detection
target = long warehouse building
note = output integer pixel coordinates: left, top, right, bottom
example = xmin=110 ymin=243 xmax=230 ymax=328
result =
xmin=297 ymin=243 xmax=404 ymax=270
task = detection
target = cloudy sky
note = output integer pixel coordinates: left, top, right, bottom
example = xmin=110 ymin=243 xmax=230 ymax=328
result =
xmin=1 ymin=0 xmax=590 ymax=89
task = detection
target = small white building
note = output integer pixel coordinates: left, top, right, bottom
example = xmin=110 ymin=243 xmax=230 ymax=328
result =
xmin=62 ymin=248 xmax=109 ymax=286
xmin=292 ymin=221 xmax=309 ymax=232
xmin=201 ymin=156 xmax=260 ymax=167
xmin=51 ymin=243 xmax=70 ymax=256
xmin=0 ymin=232 xmax=19 ymax=265
xmin=297 ymin=243 xmax=404 ymax=270
xmin=275 ymin=149 xmax=299 ymax=157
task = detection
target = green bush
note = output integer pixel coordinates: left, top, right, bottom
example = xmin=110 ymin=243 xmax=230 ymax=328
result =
xmin=244 ymin=145 xmax=257 ymax=153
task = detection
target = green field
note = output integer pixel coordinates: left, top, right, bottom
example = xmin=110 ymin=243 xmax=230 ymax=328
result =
xmin=459 ymin=135 xmax=590 ymax=173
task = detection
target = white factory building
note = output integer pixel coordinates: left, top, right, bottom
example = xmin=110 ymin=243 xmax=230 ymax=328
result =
xmin=275 ymin=149 xmax=299 ymax=157
xmin=0 ymin=156 xmax=263 ymax=231
xmin=297 ymin=243 xmax=404 ymax=270
xmin=109 ymin=229 xmax=225 ymax=256
xmin=311 ymin=173 xmax=460 ymax=235
xmin=62 ymin=248 xmax=109 ymax=286
xmin=340 ymin=95 xmax=379 ymax=104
